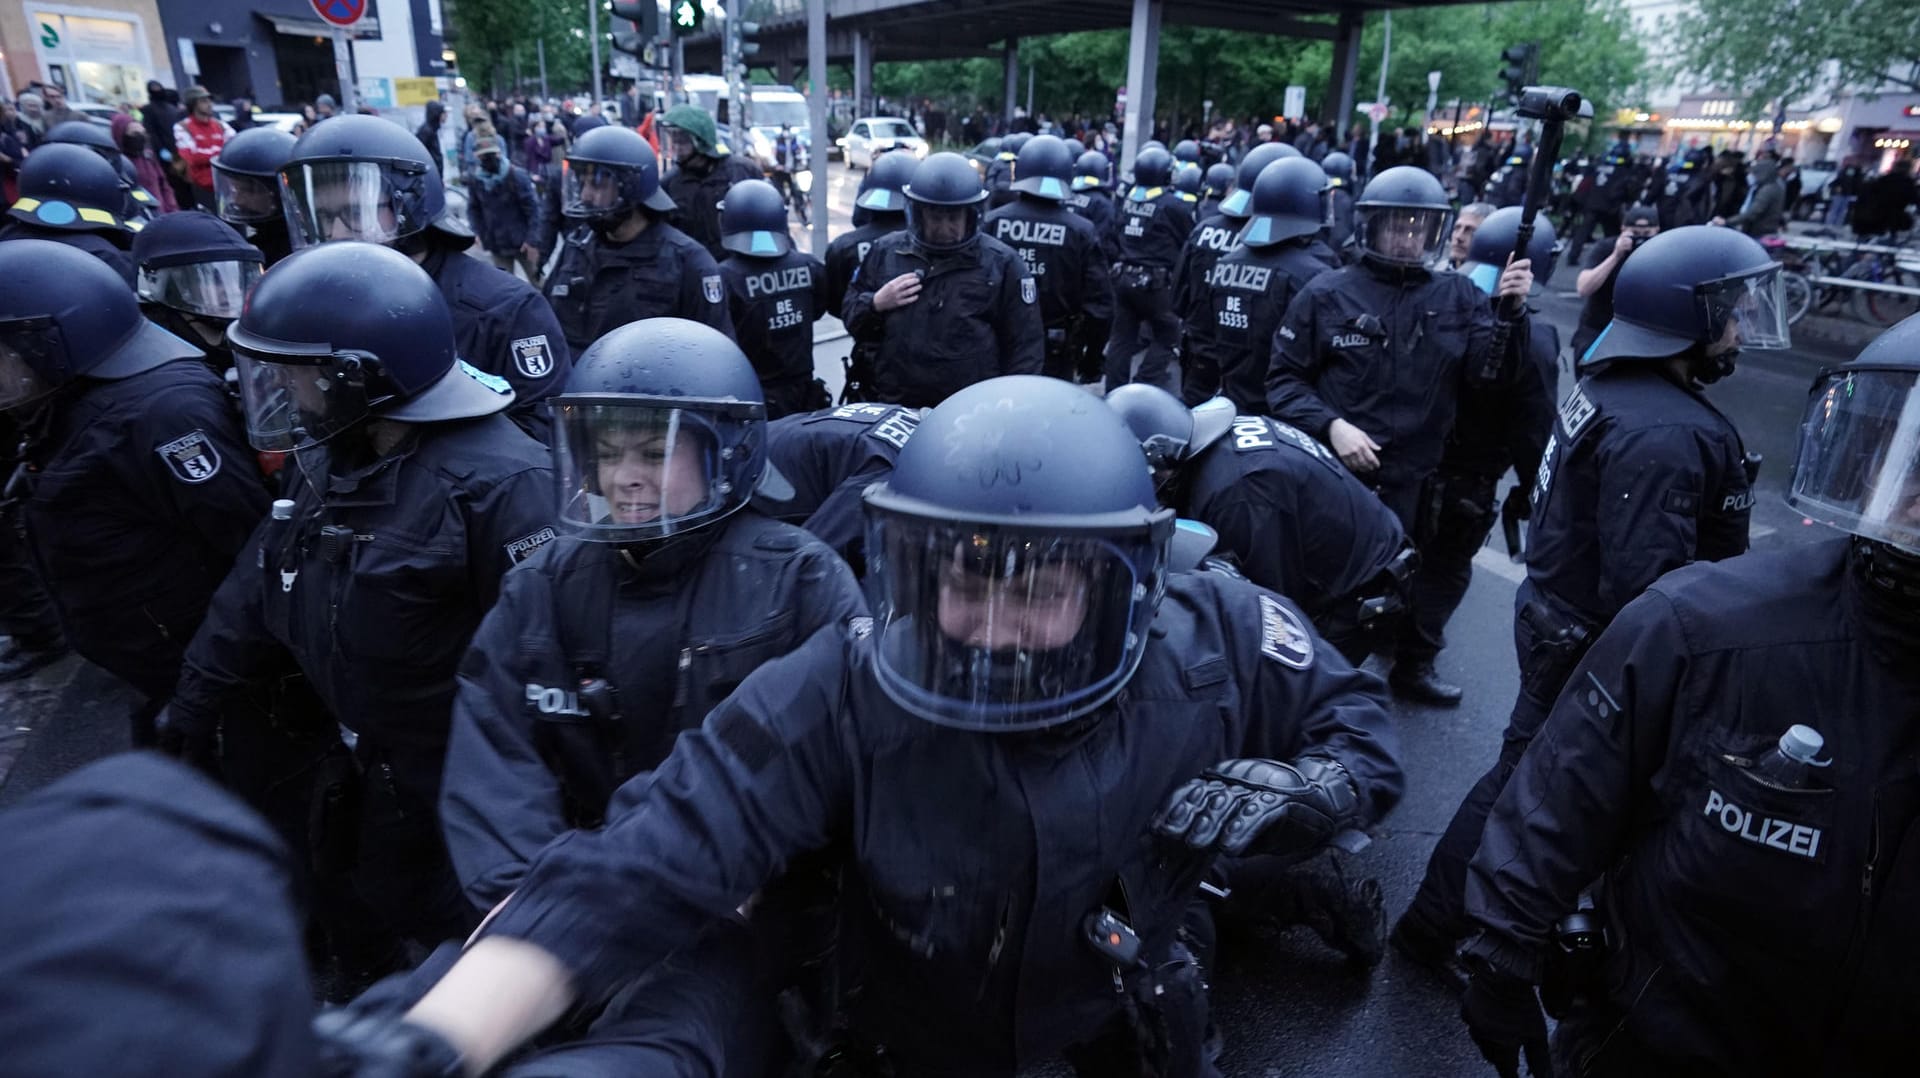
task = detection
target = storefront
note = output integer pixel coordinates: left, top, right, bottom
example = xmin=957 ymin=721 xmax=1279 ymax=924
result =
xmin=1 ymin=1 xmax=170 ymax=105
xmin=1659 ymin=95 xmax=1818 ymax=159
xmin=1808 ymin=95 xmax=1920 ymax=170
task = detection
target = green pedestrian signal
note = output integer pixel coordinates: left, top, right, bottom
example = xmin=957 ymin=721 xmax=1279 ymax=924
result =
xmin=672 ymin=0 xmax=703 ymax=33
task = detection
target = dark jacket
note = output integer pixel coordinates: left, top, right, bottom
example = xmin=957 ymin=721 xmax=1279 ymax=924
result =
xmin=663 ymin=151 xmax=766 ymax=262
xmin=0 ymin=221 xmax=136 ymax=286
xmin=541 ymin=218 xmax=734 ymax=355
xmin=824 ymin=216 xmax=904 ymax=318
xmin=467 ymin=160 xmax=541 ymax=255
xmin=983 ymin=196 xmax=1114 ymax=333
xmin=719 ymin=248 xmax=830 ymax=415
xmin=1184 ymin=239 xmax=1333 ymax=414
xmin=425 ymin=249 xmax=571 ymax=442
xmin=1113 ymin=185 xmax=1196 ymax=272
xmin=1063 ymin=188 xmax=1120 ymax=265
xmin=759 ymin=403 xmax=919 ymax=566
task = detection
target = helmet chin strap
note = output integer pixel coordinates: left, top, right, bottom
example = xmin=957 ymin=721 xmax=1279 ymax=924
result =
xmin=1686 ymin=341 xmax=1739 ymax=386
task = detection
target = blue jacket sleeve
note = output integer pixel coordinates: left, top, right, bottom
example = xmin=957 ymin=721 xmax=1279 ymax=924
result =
xmin=1594 ymin=424 xmax=1713 ymax=616
xmin=1265 ymin=288 xmax=1339 ymax=436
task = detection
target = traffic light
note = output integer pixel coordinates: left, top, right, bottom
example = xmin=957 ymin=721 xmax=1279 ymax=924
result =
xmin=611 ymin=0 xmax=658 ymax=58
xmin=1499 ymin=43 xmax=1538 ymax=103
xmin=669 ymin=0 xmax=703 ymax=35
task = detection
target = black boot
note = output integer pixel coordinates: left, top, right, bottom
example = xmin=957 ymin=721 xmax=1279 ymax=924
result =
xmin=1390 ymin=658 xmax=1463 ymax=707
xmin=1389 ymin=913 xmax=1471 ymax=994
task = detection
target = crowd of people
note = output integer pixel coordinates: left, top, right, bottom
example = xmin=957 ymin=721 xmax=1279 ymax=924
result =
xmin=1 ymin=74 xmax=1919 ymax=1078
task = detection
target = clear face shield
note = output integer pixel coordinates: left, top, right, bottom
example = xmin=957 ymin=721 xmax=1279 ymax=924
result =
xmin=0 ymin=318 xmax=62 ymax=411
xmin=864 ymin=510 xmax=1171 ymax=732
xmin=279 ymin=160 xmax=421 ymax=249
xmin=1699 ymin=265 xmax=1791 ymax=353
xmin=561 ymin=159 xmax=636 ymax=222
xmin=229 ymin=338 xmax=381 ymax=452
xmin=213 ymin=167 xmax=282 ymax=225
xmin=1788 ymin=366 xmax=1920 ymax=554
xmin=906 ymin=200 xmax=981 ymax=253
xmin=1355 ymin=204 xmax=1454 ymax=267
xmin=138 ymin=260 xmax=262 ymax=319
xmin=550 ymin=398 xmax=765 ymax=544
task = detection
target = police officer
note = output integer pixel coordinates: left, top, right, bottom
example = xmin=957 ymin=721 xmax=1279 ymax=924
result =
xmin=717 ymin=178 xmax=831 ymax=417
xmin=1174 ymin=142 xmax=1296 ymax=404
xmin=1184 ymin=157 xmax=1338 ymax=413
xmin=1456 ymin=319 xmax=1918 ymax=1078
xmin=1266 ymin=165 xmax=1532 ymax=705
xmin=278 ymin=115 xmax=571 ymax=441
xmin=984 ymin=134 xmax=1114 ymax=383
xmin=1172 ymin=162 xmax=1205 ymax=208
xmin=210 ymin=126 xmax=297 ymax=265
xmin=1572 ymin=202 xmax=1661 ymax=361
xmin=164 ymin=242 xmax=554 ymax=950
xmin=1172 ymin=138 xmax=1202 ymax=169
xmin=0 ymin=143 xmax=137 ymax=285
xmin=1393 ymin=226 xmax=1789 ymax=973
xmin=1199 ymin=162 xmax=1233 ymax=219
xmin=328 ymin=375 xmax=1404 ymax=1077
xmin=131 ymin=210 xmax=263 ymax=373
xmin=1109 ymin=386 xmax=1412 ymax=664
xmin=43 ymin=119 xmax=157 ymax=224
xmin=827 ymin=152 xmax=916 ymax=403
xmin=983 ymin=130 xmax=1028 ymax=209
xmin=842 ymin=151 xmax=1042 ymax=408
xmin=0 ymin=239 xmax=267 ymax=742
xmin=1108 ymin=146 xmax=1194 ymax=394
xmin=1320 ymin=151 xmax=1358 ymax=254
xmin=659 ymin=104 xmax=764 ymax=262
xmin=1565 ymin=134 xmax=1636 ymax=264
xmin=1488 ymin=139 xmax=1532 ymax=208
xmin=1065 ymin=149 xmax=1119 ymax=267
xmin=543 ymin=125 xmax=733 ymax=358
xmin=758 ymin=401 xmax=920 ymax=572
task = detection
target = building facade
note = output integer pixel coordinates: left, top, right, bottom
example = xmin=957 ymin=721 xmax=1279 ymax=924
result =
xmin=3 ymin=0 xmax=173 ymax=105
xmin=155 ymin=0 xmax=445 ymax=110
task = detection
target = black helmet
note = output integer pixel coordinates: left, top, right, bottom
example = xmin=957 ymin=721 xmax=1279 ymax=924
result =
xmin=1071 ymin=150 xmax=1112 ymax=192
xmin=43 ymin=120 xmax=120 ymax=159
xmin=0 ymin=240 xmax=199 ymax=411
xmin=1241 ymin=157 xmax=1331 ymax=248
xmin=719 ymin=178 xmax=793 ymax=256
xmin=862 ymin=375 xmax=1175 ymax=732
xmin=280 ymin=115 xmax=443 ymax=249
xmin=855 ymin=149 xmax=917 ymax=214
xmin=1142 ymin=139 xmax=1168 ymax=154
xmin=212 ymin=127 xmax=297 ymax=226
xmin=1320 ymin=151 xmax=1355 ymax=187
xmin=563 ymin=125 xmax=676 ymax=228
xmin=8 ymin=144 xmax=129 ymax=234
xmin=550 ymin=318 xmax=765 ymax=545
xmin=1106 ymin=384 xmax=1236 ymax=468
xmin=1459 ymin=206 xmax=1559 ymax=293
xmin=1581 ymin=225 xmax=1788 ymax=373
xmin=1064 ymin=137 xmax=1087 ymax=158
xmin=131 ymin=211 xmax=263 ymax=321
xmin=1203 ymin=163 xmax=1234 ymax=200
xmin=1218 ymin=142 xmax=1299 ymax=219
xmin=1130 ymin=147 xmax=1174 ymax=191
xmin=226 ymin=242 xmax=511 ymax=451
xmin=1172 ymin=139 xmax=1201 ymax=164
xmin=1172 ymin=162 xmax=1203 ymax=199
xmin=1011 ymin=134 xmax=1075 ymax=200
xmin=903 ymin=151 xmax=987 ymax=254
xmin=1353 ymin=165 xmax=1454 ymax=268
xmin=1788 ymin=314 xmax=1920 ymax=557
xmin=999 ymin=132 xmax=1032 ymax=160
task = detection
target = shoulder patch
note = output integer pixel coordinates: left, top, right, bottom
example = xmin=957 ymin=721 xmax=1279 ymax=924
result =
xmin=505 ymin=526 xmax=558 ymax=564
xmin=867 ymin=407 xmax=920 ymax=451
xmin=1278 ymin=324 xmax=1297 ymax=341
xmin=1256 ymin=594 xmax=1315 ymax=669
xmin=1020 ymin=277 xmax=1037 ymax=304
xmin=703 ymin=274 xmax=724 ymax=305
xmin=1271 ymin=419 xmax=1339 ymax=464
xmin=1558 ymin=382 xmax=1599 ymax=441
xmin=510 ymin=334 xmax=556 ymax=379
xmin=155 ymin=430 xmax=222 ymax=484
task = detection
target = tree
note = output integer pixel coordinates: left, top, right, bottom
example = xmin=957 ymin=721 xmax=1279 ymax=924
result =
xmin=450 ymin=0 xmax=607 ymax=99
xmin=1669 ymin=0 xmax=1920 ymax=116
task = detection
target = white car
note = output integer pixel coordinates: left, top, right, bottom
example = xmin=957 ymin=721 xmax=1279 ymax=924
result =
xmin=841 ymin=116 xmax=928 ymax=169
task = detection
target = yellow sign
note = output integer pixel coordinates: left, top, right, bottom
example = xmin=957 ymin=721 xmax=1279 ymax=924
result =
xmin=394 ymin=77 xmax=439 ymax=107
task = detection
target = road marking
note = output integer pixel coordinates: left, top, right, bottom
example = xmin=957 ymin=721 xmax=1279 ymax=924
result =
xmin=1472 ymin=545 xmax=1528 ymax=584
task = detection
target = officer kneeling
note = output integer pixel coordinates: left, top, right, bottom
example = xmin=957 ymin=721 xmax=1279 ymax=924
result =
xmin=323 ymin=376 xmax=1404 ymax=1077
xmin=1456 ymin=313 xmax=1920 ymax=1078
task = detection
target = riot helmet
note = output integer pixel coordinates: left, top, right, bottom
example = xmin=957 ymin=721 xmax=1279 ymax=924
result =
xmin=1107 ymin=383 xmax=1235 ymax=479
xmin=1581 ymin=225 xmax=1789 ymax=378
xmin=1064 ymin=137 xmax=1087 ymax=159
xmin=1218 ymin=142 xmax=1299 ymax=219
xmin=1142 ymin=140 xmax=1168 ymax=154
xmin=999 ymin=132 xmax=1032 ymax=161
xmin=0 ymin=240 xmax=199 ymax=412
xmin=1240 ymin=157 xmax=1331 ymax=248
xmin=1011 ymin=134 xmax=1075 ymax=201
xmin=212 ymin=127 xmax=297 ymax=226
xmin=1352 ymin=165 xmax=1454 ymax=269
xmin=8 ymin=144 xmax=130 ymax=234
xmin=226 ymin=242 xmax=510 ymax=452
xmin=1203 ymin=163 xmax=1234 ymax=201
xmin=903 ymin=152 xmax=988 ymax=254
xmin=855 ymin=149 xmax=917 ymax=214
xmin=1130 ymin=147 xmax=1175 ymax=191
xmin=43 ymin=121 xmax=122 ymax=163
xmin=719 ymin=178 xmax=793 ymax=256
xmin=1457 ymin=206 xmax=1559 ymax=294
xmin=1071 ymin=150 xmax=1113 ymax=192
xmin=132 ymin=211 xmax=263 ymax=356
xmin=550 ymin=319 xmax=765 ymax=545
xmin=1172 ymin=139 xmax=1201 ymax=165
xmin=563 ymin=126 xmax=677 ymax=231
xmin=1320 ymin=151 xmax=1355 ymax=188
xmin=279 ymin=115 xmax=443 ymax=249
xmin=1172 ymin=163 xmax=1204 ymax=200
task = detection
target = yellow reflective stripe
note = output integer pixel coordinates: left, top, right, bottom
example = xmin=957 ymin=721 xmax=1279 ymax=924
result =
xmin=126 ymin=219 xmax=146 ymax=232
xmin=12 ymin=197 xmax=40 ymax=212
xmin=76 ymin=207 xmax=120 ymax=225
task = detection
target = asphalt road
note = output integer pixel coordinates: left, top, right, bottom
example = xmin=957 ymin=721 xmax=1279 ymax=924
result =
xmin=0 ymin=167 xmax=1870 ymax=1075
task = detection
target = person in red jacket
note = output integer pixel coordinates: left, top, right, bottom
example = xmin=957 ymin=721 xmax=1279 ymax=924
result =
xmin=172 ymin=86 xmax=234 ymax=210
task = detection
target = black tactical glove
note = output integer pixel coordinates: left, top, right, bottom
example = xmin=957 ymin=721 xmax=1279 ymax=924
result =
xmin=153 ymin=704 xmax=220 ymax=778
xmin=1152 ymin=756 xmax=1359 ymax=859
xmin=313 ymin=1010 xmax=465 ymax=1078
xmin=1460 ymin=965 xmax=1553 ymax=1078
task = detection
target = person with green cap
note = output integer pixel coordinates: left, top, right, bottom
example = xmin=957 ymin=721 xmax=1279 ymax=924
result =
xmin=658 ymin=104 xmax=764 ymax=261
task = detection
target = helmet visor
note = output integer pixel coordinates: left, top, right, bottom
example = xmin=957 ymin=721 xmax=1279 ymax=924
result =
xmin=561 ymin=159 xmax=637 ymax=221
xmin=279 ymin=160 xmax=421 ymax=249
xmin=1699 ymin=264 xmax=1790 ymax=352
xmin=1788 ymin=366 xmax=1920 ymax=554
xmin=0 ymin=319 xmax=62 ymax=410
xmin=1355 ymin=205 xmax=1453 ymax=266
xmin=138 ymin=260 xmax=262 ymax=319
xmin=213 ymin=167 xmax=282 ymax=224
xmin=865 ymin=509 xmax=1167 ymax=732
xmin=906 ymin=200 xmax=981 ymax=253
xmin=230 ymin=343 xmax=377 ymax=452
xmin=551 ymin=397 xmax=765 ymax=543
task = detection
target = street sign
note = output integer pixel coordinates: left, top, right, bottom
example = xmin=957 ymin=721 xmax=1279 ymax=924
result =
xmin=1284 ymin=84 xmax=1306 ymax=120
xmin=1368 ymin=102 xmax=1390 ymax=122
xmin=394 ymin=77 xmax=439 ymax=107
xmin=309 ymin=0 xmax=367 ymax=28
xmin=358 ymin=76 xmax=394 ymax=109
xmin=610 ymin=52 xmax=642 ymax=79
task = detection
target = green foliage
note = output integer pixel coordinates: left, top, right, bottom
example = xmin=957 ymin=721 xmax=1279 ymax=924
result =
xmin=451 ymin=0 xmax=599 ymax=98
xmin=1669 ymin=0 xmax=1920 ymax=115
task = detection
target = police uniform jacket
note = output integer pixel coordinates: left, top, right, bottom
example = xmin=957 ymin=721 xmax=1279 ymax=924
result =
xmin=19 ymin=360 xmax=268 ymax=698
xmin=1188 ymin=240 xmax=1333 ymax=415
xmin=427 ymin=249 xmax=570 ymax=442
xmin=1063 ymin=188 xmax=1119 ymax=265
xmin=719 ymin=248 xmax=829 ymax=391
xmin=825 ymin=217 xmax=905 ymax=317
xmin=1440 ymin=314 xmax=1560 ymax=483
xmin=478 ymin=572 xmax=1404 ymax=1072
xmin=1172 ymin=211 xmax=1241 ymax=335
xmin=441 ymin=514 xmax=866 ymax=909
xmin=542 ymin=218 xmax=733 ymax=356
xmin=1523 ymin=363 xmax=1752 ymax=628
xmin=984 ymin=197 xmax=1114 ymax=333
xmin=1465 ymin=540 xmax=1920 ymax=1075
xmin=1113 ymin=186 xmax=1195 ymax=271
xmin=842 ymin=231 xmax=1044 ymax=409
xmin=760 ymin=403 xmax=919 ymax=563
xmin=172 ymin=414 xmax=553 ymax=804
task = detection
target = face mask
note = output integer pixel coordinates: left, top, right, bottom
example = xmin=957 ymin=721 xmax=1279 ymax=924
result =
xmin=123 ymin=133 xmax=148 ymax=154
